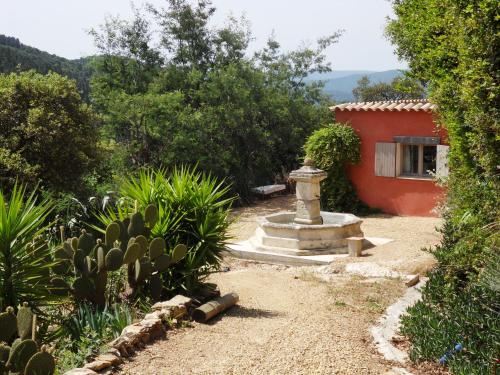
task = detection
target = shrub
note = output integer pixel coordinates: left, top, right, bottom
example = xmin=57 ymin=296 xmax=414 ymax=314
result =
xmin=55 ymin=303 xmax=135 ymax=372
xmin=0 ymin=71 xmax=100 ymax=195
xmin=119 ymin=167 xmax=235 ymax=294
xmin=387 ymin=0 xmax=499 ymax=372
xmin=0 ymin=184 xmax=61 ymax=311
xmin=303 ymin=123 xmax=368 ymax=213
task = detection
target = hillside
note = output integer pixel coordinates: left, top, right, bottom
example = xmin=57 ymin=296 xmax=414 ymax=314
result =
xmin=0 ymin=34 xmax=403 ymax=104
xmin=311 ymin=69 xmax=404 ymax=102
xmin=0 ymin=34 xmax=92 ymax=99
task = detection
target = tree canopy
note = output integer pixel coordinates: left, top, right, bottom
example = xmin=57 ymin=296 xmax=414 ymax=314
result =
xmin=352 ymin=74 xmax=425 ymax=101
xmin=0 ymin=71 xmax=100 ymax=194
xmin=89 ymin=0 xmax=339 ymax=199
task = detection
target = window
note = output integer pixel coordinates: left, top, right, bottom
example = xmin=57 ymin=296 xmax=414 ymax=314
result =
xmin=400 ymin=144 xmax=436 ymax=177
xmin=375 ymin=140 xmax=448 ymax=179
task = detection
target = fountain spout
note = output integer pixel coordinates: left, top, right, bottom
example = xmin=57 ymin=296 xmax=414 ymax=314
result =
xmin=289 ymin=158 xmax=327 ymax=225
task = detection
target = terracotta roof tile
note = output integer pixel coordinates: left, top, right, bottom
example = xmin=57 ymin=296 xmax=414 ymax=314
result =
xmin=330 ymin=99 xmax=436 ymax=112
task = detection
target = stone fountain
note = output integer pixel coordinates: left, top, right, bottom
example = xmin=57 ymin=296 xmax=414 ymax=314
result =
xmin=246 ymin=158 xmax=363 ymax=258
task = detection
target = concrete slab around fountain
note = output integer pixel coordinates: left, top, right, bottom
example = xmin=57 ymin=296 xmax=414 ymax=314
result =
xmin=224 ymin=236 xmax=394 ymax=266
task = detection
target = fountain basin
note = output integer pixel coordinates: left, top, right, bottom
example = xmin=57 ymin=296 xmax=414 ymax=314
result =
xmin=248 ymin=211 xmax=363 ymax=256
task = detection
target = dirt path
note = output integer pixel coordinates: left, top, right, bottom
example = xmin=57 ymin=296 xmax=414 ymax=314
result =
xmin=119 ymin=196 xmax=445 ymax=375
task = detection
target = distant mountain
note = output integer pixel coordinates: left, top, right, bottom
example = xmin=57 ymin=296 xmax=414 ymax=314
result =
xmin=309 ymin=69 xmax=404 ymax=102
xmin=0 ymin=34 xmax=92 ymax=100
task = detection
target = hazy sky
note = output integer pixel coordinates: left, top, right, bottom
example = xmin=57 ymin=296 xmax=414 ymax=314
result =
xmin=0 ymin=0 xmax=406 ymax=71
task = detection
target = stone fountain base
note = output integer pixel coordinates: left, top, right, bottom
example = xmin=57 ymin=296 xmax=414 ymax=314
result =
xmin=248 ymin=211 xmax=363 ymax=256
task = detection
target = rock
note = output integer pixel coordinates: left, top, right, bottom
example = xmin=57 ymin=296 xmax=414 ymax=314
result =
xmin=144 ymin=311 xmax=163 ymax=320
xmin=84 ymin=360 xmax=112 ymax=372
xmin=121 ymin=323 xmax=147 ymax=344
xmin=140 ymin=317 xmax=166 ymax=340
xmin=151 ymin=295 xmax=192 ymax=319
xmin=405 ymin=274 xmax=420 ymax=287
xmin=64 ymin=369 xmax=98 ymax=375
xmin=95 ymin=353 xmax=122 ymax=366
xmin=105 ymin=348 xmax=121 ymax=358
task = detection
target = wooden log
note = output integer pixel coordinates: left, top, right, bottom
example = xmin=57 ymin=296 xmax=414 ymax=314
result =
xmin=192 ymin=292 xmax=239 ymax=323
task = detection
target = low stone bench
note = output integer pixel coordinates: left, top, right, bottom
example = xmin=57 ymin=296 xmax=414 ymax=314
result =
xmin=251 ymin=184 xmax=286 ymax=197
xmin=347 ymin=236 xmax=364 ymax=257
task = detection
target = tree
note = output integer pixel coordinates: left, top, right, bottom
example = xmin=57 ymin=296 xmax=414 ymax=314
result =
xmin=0 ymin=71 xmax=100 ymax=195
xmin=386 ymin=1 xmax=499 ymax=373
xmin=90 ymin=0 xmax=339 ymax=199
xmin=352 ymin=74 xmax=425 ymax=101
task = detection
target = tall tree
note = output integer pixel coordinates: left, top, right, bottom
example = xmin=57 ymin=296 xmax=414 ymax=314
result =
xmin=0 ymin=71 xmax=99 ymax=194
xmin=387 ymin=1 xmax=499 ymax=373
xmin=90 ymin=0 xmax=339 ymax=198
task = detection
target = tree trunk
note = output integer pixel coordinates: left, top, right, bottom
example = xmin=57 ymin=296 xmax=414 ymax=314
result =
xmin=192 ymin=292 xmax=239 ymax=323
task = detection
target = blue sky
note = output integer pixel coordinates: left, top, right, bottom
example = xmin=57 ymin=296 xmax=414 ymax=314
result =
xmin=0 ymin=0 xmax=406 ymax=71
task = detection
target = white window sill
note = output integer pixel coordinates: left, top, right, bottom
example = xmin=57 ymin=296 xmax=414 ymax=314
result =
xmin=396 ymin=175 xmax=434 ymax=181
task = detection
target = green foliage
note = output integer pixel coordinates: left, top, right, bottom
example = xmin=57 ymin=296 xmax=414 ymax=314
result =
xmin=352 ymin=74 xmax=425 ymax=101
xmin=387 ymin=0 xmax=499 ymax=372
xmin=304 ymin=123 xmax=368 ymax=213
xmin=0 ymin=184 xmax=61 ymax=311
xmin=118 ymin=167 xmax=234 ymax=294
xmin=0 ymin=71 xmax=100 ymax=195
xmin=89 ymin=0 xmax=337 ymax=199
xmin=55 ymin=303 xmax=134 ymax=373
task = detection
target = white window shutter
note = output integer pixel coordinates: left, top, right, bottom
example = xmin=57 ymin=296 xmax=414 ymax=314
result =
xmin=436 ymin=145 xmax=450 ymax=178
xmin=375 ymin=142 xmax=396 ymax=177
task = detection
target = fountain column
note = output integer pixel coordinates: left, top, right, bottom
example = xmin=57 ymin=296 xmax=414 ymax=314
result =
xmin=289 ymin=158 xmax=327 ymax=225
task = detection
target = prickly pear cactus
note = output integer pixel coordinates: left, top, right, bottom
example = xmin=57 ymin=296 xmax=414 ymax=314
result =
xmin=51 ymin=204 xmax=188 ymax=304
xmin=0 ymin=306 xmax=55 ymax=375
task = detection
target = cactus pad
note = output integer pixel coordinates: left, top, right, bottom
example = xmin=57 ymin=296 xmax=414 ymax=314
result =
xmin=171 ymin=244 xmax=188 ymax=263
xmin=123 ymin=243 xmax=141 ymax=264
xmin=77 ymin=230 xmax=94 ymax=254
xmin=54 ymin=247 xmax=70 ymax=260
xmin=62 ymin=241 xmax=74 ymax=258
xmin=16 ymin=303 xmax=33 ymax=340
xmin=149 ymin=273 xmax=162 ymax=300
xmin=134 ymin=235 xmax=148 ymax=257
xmin=97 ymin=246 xmax=105 ymax=272
xmin=0 ymin=342 xmax=10 ymax=362
xmin=73 ymin=250 xmax=86 ymax=273
xmin=105 ymin=222 xmax=120 ymax=247
xmin=72 ymin=277 xmax=95 ymax=300
xmin=149 ymin=237 xmax=166 ymax=260
xmin=128 ymin=213 xmax=145 ymax=237
xmin=153 ymin=254 xmax=171 ymax=272
xmin=135 ymin=259 xmax=152 ymax=282
xmin=144 ymin=204 xmax=159 ymax=227
xmin=105 ymin=248 xmax=124 ymax=271
xmin=24 ymin=350 xmax=55 ymax=375
xmin=70 ymin=237 xmax=79 ymax=253
xmin=0 ymin=307 xmax=17 ymax=343
xmin=6 ymin=339 xmax=37 ymax=372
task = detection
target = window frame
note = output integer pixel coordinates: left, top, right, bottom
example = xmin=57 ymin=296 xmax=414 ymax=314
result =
xmin=396 ymin=143 xmax=437 ymax=179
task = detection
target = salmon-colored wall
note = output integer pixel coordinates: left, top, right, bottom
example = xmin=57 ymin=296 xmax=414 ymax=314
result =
xmin=335 ymin=110 xmax=448 ymax=217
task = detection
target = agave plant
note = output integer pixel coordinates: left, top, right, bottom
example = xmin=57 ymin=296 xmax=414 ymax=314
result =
xmin=0 ymin=184 xmax=60 ymax=311
xmin=119 ymin=167 xmax=235 ymax=293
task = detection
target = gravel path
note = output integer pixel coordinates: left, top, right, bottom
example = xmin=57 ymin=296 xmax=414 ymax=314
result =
xmin=119 ymin=196 xmax=446 ymax=375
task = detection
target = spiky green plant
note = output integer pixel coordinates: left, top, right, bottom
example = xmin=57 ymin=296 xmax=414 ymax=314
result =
xmin=119 ymin=167 xmax=235 ymax=294
xmin=0 ymin=184 xmax=59 ymax=311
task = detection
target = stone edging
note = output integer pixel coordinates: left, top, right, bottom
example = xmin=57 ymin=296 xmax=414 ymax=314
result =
xmin=64 ymin=295 xmax=193 ymax=375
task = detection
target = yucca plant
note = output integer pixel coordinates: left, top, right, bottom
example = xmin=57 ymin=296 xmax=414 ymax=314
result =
xmin=119 ymin=167 xmax=235 ymax=294
xmin=0 ymin=184 xmax=59 ymax=311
